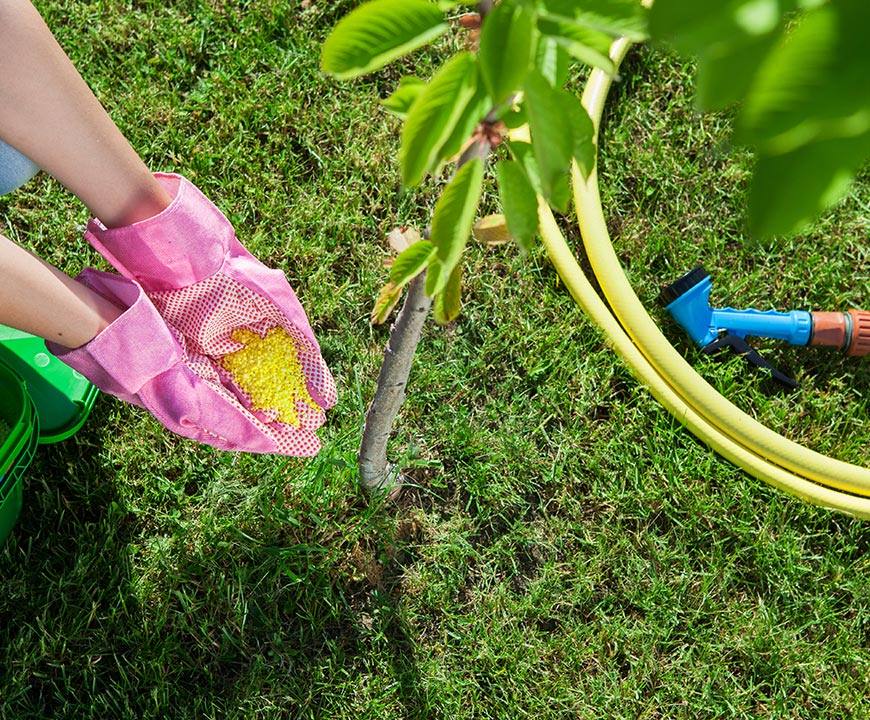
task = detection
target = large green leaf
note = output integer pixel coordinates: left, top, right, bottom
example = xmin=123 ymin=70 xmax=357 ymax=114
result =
xmin=695 ymin=28 xmax=780 ymax=111
xmin=542 ymin=0 xmax=648 ymax=40
xmin=400 ymin=53 xmax=479 ymax=187
xmin=809 ymin=0 xmax=870 ymax=121
xmin=534 ymin=36 xmax=571 ymax=88
xmin=381 ymin=76 xmax=425 ymax=118
xmin=648 ymin=0 xmax=800 ymax=112
xmin=649 ymin=0 xmax=795 ymax=56
xmin=524 ymin=71 xmax=574 ymax=207
xmin=426 ymin=158 xmax=485 ymax=295
xmin=738 ymin=2 xmax=870 ymax=154
xmin=738 ymin=4 xmax=836 ymax=151
xmin=537 ymin=15 xmax=616 ymax=73
xmin=749 ymin=130 xmax=870 ymax=237
xmin=390 ymin=240 xmax=436 ymax=287
xmin=321 ymin=0 xmax=448 ymax=80
xmin=497 ymin=160 xmax=539 ymax=252
xmin=433 ymin=264 xmax=463 ymax=325
xmin=650 ymin=0 xmax=870 ymax=239
xmin=479 ymin=2 xmax=536 ymax=104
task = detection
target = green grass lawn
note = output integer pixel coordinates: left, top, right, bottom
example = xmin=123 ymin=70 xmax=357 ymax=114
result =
xmin=1 ymin=1 xmax=868 ymax=718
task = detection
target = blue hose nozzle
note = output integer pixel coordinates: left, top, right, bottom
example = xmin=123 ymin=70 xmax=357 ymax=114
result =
xmin=661 ymin=266 xmax=810 ymax=389
xmin=661 ymin=267 xmax=812 ymax=349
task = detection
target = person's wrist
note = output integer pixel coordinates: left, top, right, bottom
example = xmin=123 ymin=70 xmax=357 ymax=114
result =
xmin=59 ymin=291 xmax=124 ymax=350
xmin=101 ymin=183 xmax=173 ymax=228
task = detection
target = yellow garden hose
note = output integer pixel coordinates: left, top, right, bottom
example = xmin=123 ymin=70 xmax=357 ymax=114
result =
xmin=526 ymin=38 xmax=870 ymax=517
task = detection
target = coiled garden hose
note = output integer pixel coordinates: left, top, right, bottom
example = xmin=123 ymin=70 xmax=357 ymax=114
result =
xmin=528 ymin=38 xmax=870 ymax=518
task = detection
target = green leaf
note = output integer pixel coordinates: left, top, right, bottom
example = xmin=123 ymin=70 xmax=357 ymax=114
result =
xmin=523 ymin=71 xmax=574 ymax=207
xmin=389 ymin=240 xmax=436 ymax=287
xmin=321 ymin=0 xmax=448 ymax=80
xmin=435 ymin=77 xmax=490 ymax=169
xmin=541 ymin=0 xmax=648 ymax=40
xmin=381 ymin=76 xmax=425 ymax=118
xmin=695 ymin=28 xmax=780 ymax=111
xmin=371 ymin=281 xmax=404 ymax=325
xmin=738 ymin=4 xmax=836 ymax=150
xmin=534 ymin=36 xmax=571 ymax=87
xmin=479 ymin=3 xmax=536 ymax=104
xmin=649 ymin=0 xmax=794 ymax=56
xmin=497 ymin=160 xmax=539 ymax=252
xmin=558 ymin=90 xmax=596 ymax=178
xmin=400 ymin=53 xmax=479 ymax=187
xmin=433 ymin=264 xmax=463 ymax=325
xmin=426 ymin=158 xmax=485 ymax=295
xmin=648 ymin=0 xmax=801 ymax=112
xmin=737 ymin=3 xmax=870 ymax=154
xmin=509 ymin=140 xmax=571 ymax=213
xmin=749 ymin=130 xmax=870 ymax=238
xmin=508 ymin=142 xmax=543 ymax=193
xmin=537 ymin=15 xmax=616 ymax=73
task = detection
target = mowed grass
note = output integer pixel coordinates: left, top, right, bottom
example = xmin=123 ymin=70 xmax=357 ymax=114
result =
xmin=0 ymin=1 xmax=867 ymax=718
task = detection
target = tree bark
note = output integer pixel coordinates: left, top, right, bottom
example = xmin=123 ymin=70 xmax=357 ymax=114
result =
xmin=358 ymin=272 xmax=433 ymax=491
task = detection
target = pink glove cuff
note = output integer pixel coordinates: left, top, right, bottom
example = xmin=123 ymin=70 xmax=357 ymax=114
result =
xmin=47 ymin=269 xmax=184 ymax=401
xmin=86 ymin=173 xmax=233 ymax=291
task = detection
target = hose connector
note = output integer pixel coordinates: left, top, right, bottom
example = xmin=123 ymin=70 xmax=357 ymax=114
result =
xmin=810 ymin=310 xmax=870 ymax=356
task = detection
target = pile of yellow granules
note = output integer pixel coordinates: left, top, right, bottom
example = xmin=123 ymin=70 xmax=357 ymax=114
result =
xmin=221 ymin=327 xmax=320 ymax=427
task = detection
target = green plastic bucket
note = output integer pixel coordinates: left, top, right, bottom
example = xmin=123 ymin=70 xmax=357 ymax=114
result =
xmin=0 ymin=361 xmax=39 ymax=546
xmin=0 ymin=326 xmax=98 ymax=444
xmin=0 ymin=325 xmax=97 ymax=546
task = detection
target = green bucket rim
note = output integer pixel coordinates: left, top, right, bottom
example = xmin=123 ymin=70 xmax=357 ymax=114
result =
xmin=0 ymin=363 xmax=38 ymax=547
xmin=37 ymin=382 xmax=99 ymax=444
xmin=0 ymin=362 xmax=33 ymax=477
xmin=0 ymin=398 xmax=38 ymax=496
xmin=0 ymin=327 xmax=97 ymax=444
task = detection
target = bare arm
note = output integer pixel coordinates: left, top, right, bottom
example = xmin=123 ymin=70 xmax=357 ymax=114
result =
xmin=0 ymin=0 xmax=180 ymax=347
xmin=0 ymin=232 xmax=121 ymax=348
xmin=0 ymin=0 xmax=170 ymax=227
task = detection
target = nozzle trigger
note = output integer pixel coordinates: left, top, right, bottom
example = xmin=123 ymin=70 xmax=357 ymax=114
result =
xmin=702 ymin=333 xmax=798 ymax=391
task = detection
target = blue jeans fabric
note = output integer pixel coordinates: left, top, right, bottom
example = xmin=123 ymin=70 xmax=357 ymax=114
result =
xmin=0 ymin=138 xmax=40 ymax=196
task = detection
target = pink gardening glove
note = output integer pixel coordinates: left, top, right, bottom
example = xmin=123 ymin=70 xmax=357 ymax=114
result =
xmin=82 ymin=173 xmax=337 ymax=457
xmin=48 ymin=270 xmax=326 ymax=455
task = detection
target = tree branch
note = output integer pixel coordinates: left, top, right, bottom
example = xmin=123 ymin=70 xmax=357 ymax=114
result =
xmin=477 ymin=0 xmax=495 ymax=18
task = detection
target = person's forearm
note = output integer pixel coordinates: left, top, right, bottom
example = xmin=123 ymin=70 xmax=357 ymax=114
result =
xmin=0 ymin=232 xmax=121 ymax=348
xmin=0 ymin=0 xmax=170 ymax=227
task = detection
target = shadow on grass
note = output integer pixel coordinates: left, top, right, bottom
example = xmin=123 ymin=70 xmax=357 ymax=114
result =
xmin=0 ymin=400 xmax=428 ymax=719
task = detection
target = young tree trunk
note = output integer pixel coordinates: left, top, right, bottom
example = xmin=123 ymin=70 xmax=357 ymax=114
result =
xmin=358 ymin=134 xmax=492 ymax=493
xmin=357 ymin=1 xmax=495 ymax=495
xmin=358 ymin=272 xmax=433 ymax=491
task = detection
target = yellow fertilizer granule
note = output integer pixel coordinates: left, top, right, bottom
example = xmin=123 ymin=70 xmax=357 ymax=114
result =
xmin=221 ymin=327 xmax=320 ymax=427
